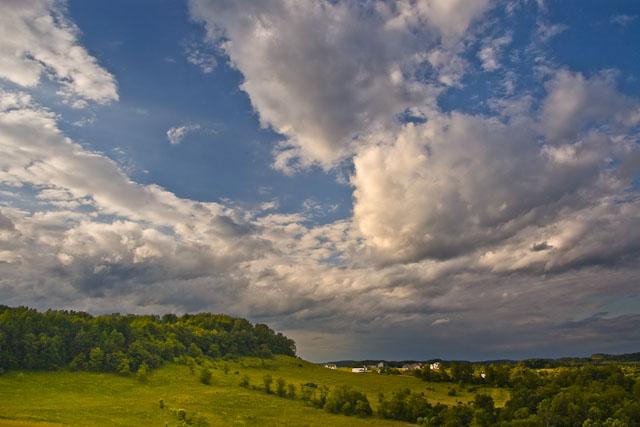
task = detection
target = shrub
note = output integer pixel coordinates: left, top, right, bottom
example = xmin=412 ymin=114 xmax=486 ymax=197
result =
xmin=199 ymin=368 xmax=212 ymax=385
xmin=159 ymin=399 xmax=164 ymax=409
xmin=287 ymin=383 xmax=296 ymax=399
xmin=136 ymin=363 xmax=150 ymax=383
xmin=378 ymin=388 xmax=433 ymax=422
xmin=176 ymin=408 xmax=186 ymax=421
xmin=276 ymin=377 xmax=286 ymax=397
xmin=263 ymin=374 xmax=273 ymax=393
xmin=239 ymin=374 xmax=250 ymax=388
xmin=324 ymin=385 xmax=372 ymax=417
xmin=300 ymin=383 xmax=315 ymax=402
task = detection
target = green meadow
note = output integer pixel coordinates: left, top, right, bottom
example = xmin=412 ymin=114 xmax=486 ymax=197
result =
xmin=0 ymin=356 xmax=508 ymax=426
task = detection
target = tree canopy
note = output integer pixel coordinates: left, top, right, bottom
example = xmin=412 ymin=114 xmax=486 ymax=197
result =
xmin=0 ymin=305 xmax=295 ymax=373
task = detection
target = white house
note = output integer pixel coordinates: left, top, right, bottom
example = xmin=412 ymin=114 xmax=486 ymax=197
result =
xmin=429 ymin=362 xmax=441 ymax=370
xmin=324 ymin=363 xmax=337 ymax=370
xmin=351 ymin=367 xmax=366 ymax=373
xmin=402 ymin=363 xmax=422 ymax=370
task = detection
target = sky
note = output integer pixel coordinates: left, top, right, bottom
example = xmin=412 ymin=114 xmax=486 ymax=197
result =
xmin=1 ymin=0 xmax=640 ymax=362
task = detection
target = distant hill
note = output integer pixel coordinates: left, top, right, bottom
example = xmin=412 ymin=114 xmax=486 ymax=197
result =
xmin=327 ymin=352 xmax=640 ymax=368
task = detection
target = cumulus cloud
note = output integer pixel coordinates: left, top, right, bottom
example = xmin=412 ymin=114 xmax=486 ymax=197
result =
xmin=352 ymin=70 xmax=640 ymax=268
xmin=2 ymin=0 xmax=640 ymax=361
xmin=166 ymin=124 xmax=201 ymax=145
xmin=188 ymin=0 xmax=492 ymax=171
xmin=540 ymin=70 xmax=640 ymax=141
xmin=0 ymin=0 xmax=118 ymax=106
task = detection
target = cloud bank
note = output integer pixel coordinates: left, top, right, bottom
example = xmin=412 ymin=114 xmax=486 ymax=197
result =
xmin=0 ymin=0 xmax=118 ymax=107
xmin=1 ymin=0 xmax=640 ymax=361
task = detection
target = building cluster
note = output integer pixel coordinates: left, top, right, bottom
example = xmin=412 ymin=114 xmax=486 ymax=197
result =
xmin=324 ymin=361 xmax=444 ymax=374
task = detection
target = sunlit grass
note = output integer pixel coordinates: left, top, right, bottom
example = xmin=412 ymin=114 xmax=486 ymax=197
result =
xmin=0 ymin=356 xmax=509 ymax=426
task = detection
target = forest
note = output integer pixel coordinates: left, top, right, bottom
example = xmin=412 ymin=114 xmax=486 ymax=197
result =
xmin=0 ymin=305 xmax=295 ymax=374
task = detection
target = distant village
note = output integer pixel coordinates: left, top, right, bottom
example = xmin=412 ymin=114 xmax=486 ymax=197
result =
xmin=323 ymin=361 xmax=442 ymax=374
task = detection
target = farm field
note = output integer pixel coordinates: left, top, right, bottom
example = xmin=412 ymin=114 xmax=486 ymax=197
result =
xmin=0 ymin=356 xmax=508 ymax=426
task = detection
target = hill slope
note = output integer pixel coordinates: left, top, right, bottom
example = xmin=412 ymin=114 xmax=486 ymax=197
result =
xmin=0 ymin=356 xmax=508 ymax=426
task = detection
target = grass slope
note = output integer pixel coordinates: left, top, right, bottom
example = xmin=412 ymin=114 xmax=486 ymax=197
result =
xmin=0 ymin=356 xmax=508 ymax=426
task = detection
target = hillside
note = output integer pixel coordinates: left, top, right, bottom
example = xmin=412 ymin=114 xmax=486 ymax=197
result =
xmin=2 ymin=307 xmax=639 ymax=426
xmin=0 ymin=355 xmax=508 ymax=426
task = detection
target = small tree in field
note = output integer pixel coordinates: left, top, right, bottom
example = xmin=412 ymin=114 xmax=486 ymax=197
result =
xmin=137 ymin=363 xmax=149 ymax=383
xmin=199 ymin=367 xmax=212 ymax=385
xmin=287 ymin=383 xmax=296 ymax=399
xmin=276 ymin=377 xmax=286 ymax=397
xmin=263 ymin=374 xmax=273 ymax=393
xmin=239 ymin=374 xmax=250 ymax=388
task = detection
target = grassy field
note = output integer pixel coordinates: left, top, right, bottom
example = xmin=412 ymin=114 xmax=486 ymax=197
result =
xmin=0 ymin=356 xmax=509 ymax=426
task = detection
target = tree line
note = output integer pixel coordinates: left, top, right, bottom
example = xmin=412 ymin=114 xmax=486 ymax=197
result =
xmin=0 ymin=305 xmax=295 ymax=374
xmin=417 ymin=363 xmax=640 ymax=426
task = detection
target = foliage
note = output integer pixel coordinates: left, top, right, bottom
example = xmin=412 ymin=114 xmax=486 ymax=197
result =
xmin=239 ymin=374 xmax=250 ymax=388
xmin=276 ymin=377 xmax=286 ymax=397
xmin=0 ymin=305 xmax=295 ymax=373
xmin=498 ymin=364 xmax=640 ymax=426
xmin=199 ymin=367 xmax=212 ymax=385
xmin=378 ymin=388 xmax=434 ymax=422
xmin=323 ymin=385 xmax=373 ymax=417
xmin=263 ymin=373 xmax=273 ymax=393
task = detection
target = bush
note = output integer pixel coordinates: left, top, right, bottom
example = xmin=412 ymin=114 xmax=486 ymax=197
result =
xmin=263 ymin=374 xmax=273 ymax=393
xmin=287 ymin=383 xmax=296 ymax=399
xmin=324 ymin=385 xmax=372 ymax=417
xmin=176 ymin=408 xmax=186 ymax=421
xmin=378 ymin=388 xmax=433 ymax=422
xmin=300 ymin=383 xmax=315 ymax=402
xmin=276 ymin=377 xmax=286 ymax=397
xmin=199 ymin=368 xmax=212 ymax=385
xmin=136 ymin=363 xmax=149 ymax=383
xmin=239 ymin=374 xmax=250 ymax=388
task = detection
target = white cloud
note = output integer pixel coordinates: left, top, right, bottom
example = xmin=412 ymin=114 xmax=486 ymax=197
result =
xmin=610 ymin=14 xmax=637 ymax=27
xmin=478 ymin=33 xmax=512 ymax=71
xmin=184 ymin=41 xmax=217 ymax=73
xmin=352 ymin=70 xmax=640 ymax=264
xmin=535 ymin=21 xmax=568 ymax=42
xmin=431 ymin=317 xmax=450 ymax=326
xmin=2 ymin=1 xmax=640 ymax=360
xmin=188 ymin=0 xmax=491 ymax=171
xmin=540 ymin=70 xmax=640 ymax=141
xmin=386 ymin=0 xmax=493 ymax=42
xmin=166 ymin=124 xmax=201 ymax=145
xmin=0 ymin=0 xmax=118 ymax=105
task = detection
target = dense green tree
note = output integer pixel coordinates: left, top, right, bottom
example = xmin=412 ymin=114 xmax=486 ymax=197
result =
xmin=324 ymin=385 xmax=372 ymax=417
xmin=0 ymin=306 xmax=295 ymax=374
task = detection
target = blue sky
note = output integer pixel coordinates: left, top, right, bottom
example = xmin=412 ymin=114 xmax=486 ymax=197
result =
xmin=1 ymin=0 xmax=640 ymax=361
xmin=60 ymin=0 xmax=354 ymax=221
